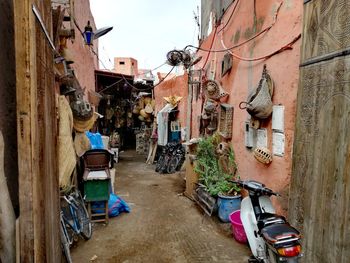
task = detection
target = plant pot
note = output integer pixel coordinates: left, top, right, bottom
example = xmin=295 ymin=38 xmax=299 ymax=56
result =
xmin=217 ymin=194 xmax=241 ymax=223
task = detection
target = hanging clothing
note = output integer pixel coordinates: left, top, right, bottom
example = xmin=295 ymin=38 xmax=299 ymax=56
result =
xmin=157 ymin=103 xmax=174 ymax=146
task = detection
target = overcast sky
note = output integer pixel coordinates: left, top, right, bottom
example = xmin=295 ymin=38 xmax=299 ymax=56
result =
xmin=90 ymin=0 xmax=200 ymax=73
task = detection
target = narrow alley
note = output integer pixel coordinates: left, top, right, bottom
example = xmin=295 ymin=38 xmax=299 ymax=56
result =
xmin=71 ymin=151 xmax=250 ymax=262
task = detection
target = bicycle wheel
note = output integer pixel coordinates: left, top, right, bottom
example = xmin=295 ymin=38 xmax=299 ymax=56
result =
xmin=155 ymin=155 xmax=164 ymax=172
xmin=75 ymin=192 xmax=92 ymax=240
xmin=160 ymin=155 xmax=170 ymax=174
xmin=60 ymin=215 xmax=72 ymax=263
xmin=167 ymin=156 xmax=179 ymax=174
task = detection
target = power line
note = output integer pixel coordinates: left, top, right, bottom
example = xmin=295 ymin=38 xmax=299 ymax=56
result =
xmin=183 ymin=0 xmax=290 ymax=61
xmin=217 ymin=0 xmax=240 ymax=34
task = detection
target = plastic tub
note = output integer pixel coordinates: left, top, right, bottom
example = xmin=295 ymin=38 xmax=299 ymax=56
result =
xmin=229 ymin=210 xmax=248 ymax=244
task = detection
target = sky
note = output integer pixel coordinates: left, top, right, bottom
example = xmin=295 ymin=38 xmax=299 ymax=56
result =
xmin=90 ymin=0 xmax=201 ymax=73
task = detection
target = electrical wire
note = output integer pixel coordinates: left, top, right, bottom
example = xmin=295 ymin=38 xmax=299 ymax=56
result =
xmin=201 ymin=25 xmax=218 ymax=69
xmin=184 ymin=1 xmax=284 ymax=54
xmin=182 ymin=1 xmax=300 ymax=62
xmin=136 ymin=61 xmax=167 ymax=77
xmin=221 ymin=34 xmax=300 ymax=62
xmin=217 ymin=0 xmax=240 ymax=34
xmin=72 ymin=15 xmax=180 ymax=91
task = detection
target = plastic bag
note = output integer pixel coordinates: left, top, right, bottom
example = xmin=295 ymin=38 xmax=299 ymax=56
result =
xmin=85 ymin=131 xmax=104 ymax=149
xmin=108 ymin=193 xmax=130 ymax=217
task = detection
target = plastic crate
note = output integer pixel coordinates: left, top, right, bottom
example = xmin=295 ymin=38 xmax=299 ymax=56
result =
xmin=84 ymin=179 xmax=110 ymax=201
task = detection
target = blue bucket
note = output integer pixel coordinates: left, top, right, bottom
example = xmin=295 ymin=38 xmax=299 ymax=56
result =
xmin=217 ymin=194 xmax=241 ymax=222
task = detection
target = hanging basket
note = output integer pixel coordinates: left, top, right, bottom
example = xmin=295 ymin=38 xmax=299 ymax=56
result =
xmin=239 ymin=65 xmax=274 ymax=119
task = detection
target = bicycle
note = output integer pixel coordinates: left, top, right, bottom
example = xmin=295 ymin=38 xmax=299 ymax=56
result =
xmin=60 ymin=188 xmax=92 ymax=262
xmin=167 ymin=144 xmax=186 ymax=174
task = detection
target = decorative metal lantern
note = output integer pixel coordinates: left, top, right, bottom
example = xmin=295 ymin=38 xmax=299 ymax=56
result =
xmin=83 ymin=21 xmax=94 ymax=45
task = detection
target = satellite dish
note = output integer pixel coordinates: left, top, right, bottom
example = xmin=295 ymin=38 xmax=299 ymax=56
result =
xmin=94 ymin=26 xmax=113 ymax=40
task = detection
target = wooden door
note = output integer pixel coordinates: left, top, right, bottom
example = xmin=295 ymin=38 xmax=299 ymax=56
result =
xmin=289 ymin=1 xmax=350 ymax=262
xmin=15 ymin=0 xmax=60 ymax=261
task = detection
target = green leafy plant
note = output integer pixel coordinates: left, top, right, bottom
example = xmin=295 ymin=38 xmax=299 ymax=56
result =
xmin=194 ymin=134 xmax=240 ymax=197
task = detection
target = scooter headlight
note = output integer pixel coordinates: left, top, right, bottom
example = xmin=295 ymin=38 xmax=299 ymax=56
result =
xmin=277 ymin=245 xmax=301 ymax=257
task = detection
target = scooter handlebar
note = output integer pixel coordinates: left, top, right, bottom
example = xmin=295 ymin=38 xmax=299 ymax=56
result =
xmin=229 ymin=180 xmax=280 ymax=196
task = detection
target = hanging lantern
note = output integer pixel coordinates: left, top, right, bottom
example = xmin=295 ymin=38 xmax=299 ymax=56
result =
xmin=83 ymin=21 xmax=94 ymax=45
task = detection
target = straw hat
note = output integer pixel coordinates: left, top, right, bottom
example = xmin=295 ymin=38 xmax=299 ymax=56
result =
xmin=73 ymin=112 xmax=98 ymax=132
xmin=74 ymin=132 xmax=91 ymax=157
xmin=138 ymin=97 xmax=145 ymax=109
xmin=203 ymin=80 xmax=228 ymax=100
xmin=140 ymin=109 xmax=150 ymax=118
xmin=144 ymin=97 xmax=152 ymax=105
xmin=164 ymin=95 xmax=182 ymax=106
xmin=145 ymin=103 xmax=153 ymax=114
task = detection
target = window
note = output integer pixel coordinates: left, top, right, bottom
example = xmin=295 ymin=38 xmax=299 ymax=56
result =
xmin=119 ymin=61 xmax=125 ymax=65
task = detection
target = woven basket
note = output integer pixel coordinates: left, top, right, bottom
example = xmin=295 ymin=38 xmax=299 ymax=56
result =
xmin=240 ymin=65 xmax=273 ymax=119
xmin=246 ymin=78 xmax=273 ymax=119
xmin=253 ymin=147 xmax=272 ymax=164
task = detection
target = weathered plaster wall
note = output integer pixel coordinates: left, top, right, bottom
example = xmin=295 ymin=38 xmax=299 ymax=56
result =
xmin=194 ymin=0 xmax=302 ymax=215
xmin=67 ymin=0 xmax=99 ymax=95
xmin=0 ymin=0 xmax=18 ymax=215
xmin=114 ymin=57 xmax=138 ymax=76
xmin=154 ymin=73 xmax=189 ymax=129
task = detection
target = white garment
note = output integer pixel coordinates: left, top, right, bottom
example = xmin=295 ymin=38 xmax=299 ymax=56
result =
xmin=157 ymin=103 xmax=175 ymax=146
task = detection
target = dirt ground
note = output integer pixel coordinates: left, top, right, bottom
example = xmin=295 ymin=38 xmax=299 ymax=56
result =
xmin=71 ymin=151 xmax=250 ymax=263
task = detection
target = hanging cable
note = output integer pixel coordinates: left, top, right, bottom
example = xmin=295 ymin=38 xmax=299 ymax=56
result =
xmin=136 ymin=61 xmax=167 ymax=77
xmin=220 ymin=34 xmax=300 ymax=61
xmin=184 ymin=1 xmax=284 ymax=54
xmin=201 ymin=25 xmax=218 ymax=70
xmin=217 ymin=0 xmax=240 ymax=34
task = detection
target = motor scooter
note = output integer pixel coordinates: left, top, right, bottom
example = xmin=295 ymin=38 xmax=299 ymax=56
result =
xmin=231 ymin=180 xmax=302 ymax=263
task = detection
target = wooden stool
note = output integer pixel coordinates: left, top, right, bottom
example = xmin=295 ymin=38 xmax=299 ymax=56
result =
xmin=87 ymin=200 xmax=109 ymax=224
xmin=84 ymin=178 xmax=110 ymax=224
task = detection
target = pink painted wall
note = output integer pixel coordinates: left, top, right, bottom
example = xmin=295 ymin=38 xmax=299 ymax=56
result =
xmin=193 ymin=0 xmax=302 ymax=215
xmin=154 ymin=73 xmax=189 ymax=129
xmin=66 ymin=0 xmax=99 ymax=95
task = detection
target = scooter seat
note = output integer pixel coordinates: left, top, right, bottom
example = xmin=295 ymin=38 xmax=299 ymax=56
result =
xmin=261 ymin=223 xmax=300 ymax=245
xmin=257 ymin=213 xmax=286 ymax=230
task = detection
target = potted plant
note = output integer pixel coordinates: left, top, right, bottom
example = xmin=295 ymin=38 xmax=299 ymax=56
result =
xmin=193 ymin=134 xmax=220 ymax=215
xmin=215 ymin=147 xmax=242 ymax=222
xmin=193 ymin=134 xmax=241 ymax=221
